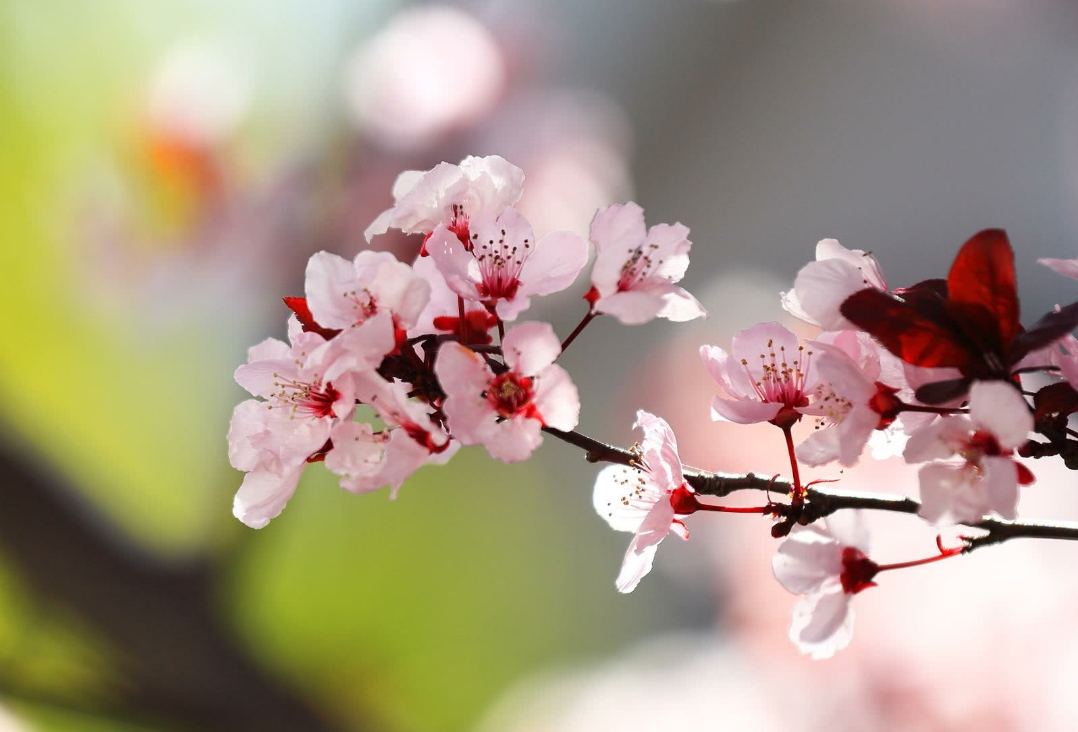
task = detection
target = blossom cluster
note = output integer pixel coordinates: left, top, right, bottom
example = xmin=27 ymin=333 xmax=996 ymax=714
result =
xmin=228 ymin=155 xmax=705 ymax=528
xmin=229 ymin=155 xmax=1078 ymax=660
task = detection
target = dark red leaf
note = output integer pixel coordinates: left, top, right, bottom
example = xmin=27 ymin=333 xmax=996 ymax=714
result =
xmin=946 ymin=229 xmax=1020 ymax=349
xmin=1010 ymin=300 xmax=1078 ymax=364
xmin=840 ymin=289 xmax=977 ymax=369
xmin=1033 ymin=381 xmax=1078 ymax=421
xmin=914 ymin=377 xmax=972 ymax=405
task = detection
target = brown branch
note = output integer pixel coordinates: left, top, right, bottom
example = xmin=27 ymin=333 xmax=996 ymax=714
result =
xmin=545 ymin=426 xmax=1078 ymax=550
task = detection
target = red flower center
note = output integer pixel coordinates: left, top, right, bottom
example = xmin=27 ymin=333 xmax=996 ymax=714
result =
xmin=487 ymin=372 xmax=540 ymax=420
xmin=840 ymin=546 xmax=879 ymax=594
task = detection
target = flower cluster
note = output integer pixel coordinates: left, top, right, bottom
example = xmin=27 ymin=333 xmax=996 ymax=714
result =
xmin=229 ymin=155 xmax=706 ymax=528
xmin=230 ymin=157 xmax=1078 ymax=660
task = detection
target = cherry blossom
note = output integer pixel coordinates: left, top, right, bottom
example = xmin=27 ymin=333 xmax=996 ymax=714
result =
xmin=585 ymin=202 xmax=706 ymax=325
xmin=435 ymin=321 xmax=579 ymax=461
xmin=426 ymin=207 xmax=589 ymax=321
xmin=700 ymin=322 xmax=820 ymax=428
xmin=593 ymin=411 xmax=696 ymax=593
xmin=772 ymin=510 xmax=877 ymax=659
xmin=364 ymin=155 xmax=525 ymax=246
xmin=304 ymin=250 xmax=431 ymax=339
xmin=795 ymin=331 xmax=906 ymax=467
xmin=781 ymin=238 xmax=887 ymax=331
xmin=228 ymin=321 xmax=362 ymax=527
xmin=329 ymin=372 xmax=457 ymax=498
xmin=904 ymin=380 xmax=1034 ymax=525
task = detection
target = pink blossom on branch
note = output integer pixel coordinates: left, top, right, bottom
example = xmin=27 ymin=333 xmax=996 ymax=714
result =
xmin=795 ymin=331 xmax=906 ymax=468
xmin=700 ymin=322 xmax=820 ymax=427
xmin=592 ymin=411 xmax=695 ymax=593
xmin=781 ymin=239 xmax=888 ymax=331
xmin=229 ymin=321 xmax=365 ymax=528
xmin=772 ymin=510 xmax=877 ymax=659
xmin=364 ymin=155 xmax=525 ymax=246
xmin=435 ymin=321 xmax=580 ymax=462
xmin=585 ymin=202 xmax=706 ymax=325
xmin=904 ymin=380 xmax=1035 ymax=525
xmin=304 ymin=249 xmax=431 ymax=337
xmin=426 ymin=207 xmax=589 ymax=321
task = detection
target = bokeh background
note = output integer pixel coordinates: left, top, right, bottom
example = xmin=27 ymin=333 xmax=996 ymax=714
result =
xmin=5 ymin=0 xmax=1078 ymax=730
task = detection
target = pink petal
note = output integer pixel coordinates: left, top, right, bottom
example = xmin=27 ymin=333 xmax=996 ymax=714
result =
xmin=482 ymin=417 xmax=544 ymax=462
xmin=589 ymin=202 xmax=648 ymax=295
xmin=428 ymin=225 xmax=481 ymax=301
xmin=305 ymin=251 xmax=360 ymax=329
xmin=772 ymin=525 xmax=842 ymax=594
xmin=635 ymin=410 xmax=685 ymax=492
xmin=532 ymin=364 xmax=580 ymax=432
xmin=789 ymin=582 xmax=855 ymax=659
xmin=592 ymin=464 xmax=659 ymax=533
xmin=1039 ymin=257 xmax=1078 ymax=280
xmin=233 ymin=462 xmax=305 ymax=529
xmin=501 ymin=321 xmax=562 ymax=375
xmin=710 ymin=395 xmax=783 ymax=425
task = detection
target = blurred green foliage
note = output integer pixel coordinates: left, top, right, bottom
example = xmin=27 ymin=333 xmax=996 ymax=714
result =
xmin=0 ymin=2 xmax=653 ymax=730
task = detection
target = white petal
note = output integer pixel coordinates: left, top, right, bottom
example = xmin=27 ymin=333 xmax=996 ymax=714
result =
xmin=789 ymin=582 xmax=855 ymax=659
xmin=968 ymin=380 xmax=1033 ymax=450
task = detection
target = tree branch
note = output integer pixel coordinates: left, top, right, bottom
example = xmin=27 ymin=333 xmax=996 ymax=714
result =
xmin=545 ymin=426 xmax=1078 ymax=550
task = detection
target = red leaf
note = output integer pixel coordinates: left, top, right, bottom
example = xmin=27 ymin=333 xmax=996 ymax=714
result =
xmin=946 ymin=229 xmax=1019 ymax=349
xmin=840 ymin=289 xmax=977 ymax=369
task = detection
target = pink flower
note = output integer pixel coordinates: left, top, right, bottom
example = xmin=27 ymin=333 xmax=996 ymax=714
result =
xmin=795 ymin=331 xmax=906 ymax=467
xmin=364 ymin=155 xmax=524 ymax=245
xmin=1038 ymin=256 xmax=1078 ymax=280
xmin=435 ymin=321 xmax=579 ymax=461
xmin=328 ymin=372 xmax=457 ymax=498
xmin=592 ymin=411 xmax=695 ymax=593
xmin=772 ymin=510 xmax=877 ymax=659
xmin=781 ymin=239 xmax=887 ymax=330
xmin=904 ymin=380 xmax=1034 ymax=525
xmin=585 ymin=202 xmax=706 ymax=324
xmin=426 ymin=207 xmax=589 ymax=321
xmin=229 ymin=322 xmax=362 ymax=527
xmin=700 ymin=322 xmax=821 ymax=427
xmin=304 ymin=250 xmax=431 ymax=337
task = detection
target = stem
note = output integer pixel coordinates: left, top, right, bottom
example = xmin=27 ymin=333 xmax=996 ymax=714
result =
xmin=541 ymin=425 xmax=1078 ymax=550
xmin=457 ymin=296 xmax=469 ymax=345
xmin=876 ymin=549 xmax=961 ymax=573
xmin=560 ymin=311 xmax=596 ymax=354
xmin=782 ymin=426 xmax=805 ymax=503
xmin=695 ymin=503 xmax=773 ymax=514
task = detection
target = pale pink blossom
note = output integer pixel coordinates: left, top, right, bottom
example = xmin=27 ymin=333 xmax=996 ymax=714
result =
xmin=304 ymin=250 xmax=431 ymax=336
xmin=426 ymin=207 xmax=589 ymax=321
xmin=435 ymin=321 xmax=579 ymax=461
xmin=904 ymin=380 xmax=1034 ymax=525
xmin=585 ymin=202 xmax=706 ymax=325
xmin=795 ymin=331 xmax=906 ymax=467
xmin=700 ymin=322 xmax=821 ymax=427
xmin=1038 ymin=256 xmax=1078 ymax=280
xmin=364 ymin=155 xmax=524 ymax=244
xmin=229 ymin=323 xmax=361 ymax=527
xmin=772 ymin=510 xmax=876 ymax=659
xmin=332 ymin=372 xmax=457 ymax=498
xmin=781 ymin=239 xmax=888 ymax=330
xmin=592 ymin=411 xmax=694 ymax=593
